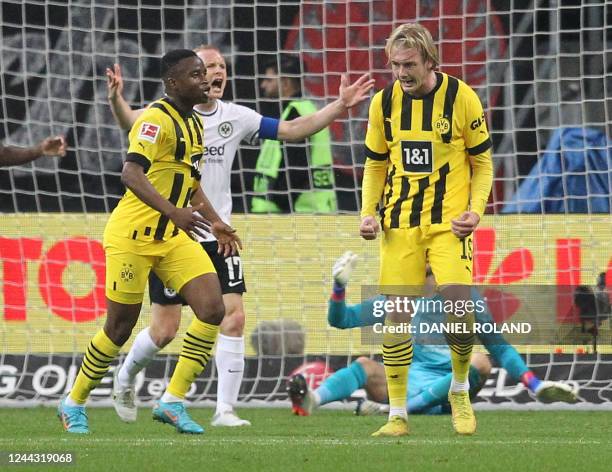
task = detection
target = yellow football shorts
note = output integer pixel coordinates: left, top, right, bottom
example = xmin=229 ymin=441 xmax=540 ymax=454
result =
xmin=379 ymin=223 xmax=473 ymax=293
xmin=103 ymin=230 xmax=216 ymax=304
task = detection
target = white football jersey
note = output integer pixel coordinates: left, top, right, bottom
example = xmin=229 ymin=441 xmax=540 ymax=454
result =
xmin=194 ymin=100 xmax=263 ymax=242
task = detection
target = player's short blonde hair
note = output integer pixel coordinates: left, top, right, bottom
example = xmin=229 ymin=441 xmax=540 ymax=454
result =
xmin=193 ymin=44 xmax=222 ymax=55
xmin=385 ymin=23 xmax=439 ymax=68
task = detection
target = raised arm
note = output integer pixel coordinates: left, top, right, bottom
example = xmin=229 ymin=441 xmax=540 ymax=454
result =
xmin=0 ymin=135 xmax=66 ymax=167
xmin=327 ymin=252 xmax=386 ymax=329
xmin=328 ymin=296 xmax=385 ymax=329
xmin=276 ymin=74 xmax=374 ymax=142
xmin=106 ymin=63 xmax=145 ymax=130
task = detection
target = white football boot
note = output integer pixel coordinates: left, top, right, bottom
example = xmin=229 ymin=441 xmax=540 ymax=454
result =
xmin=112 ymin=367 xmax=137 ymax=423
xmin=211 ymin=409 xmax=251 ymax=427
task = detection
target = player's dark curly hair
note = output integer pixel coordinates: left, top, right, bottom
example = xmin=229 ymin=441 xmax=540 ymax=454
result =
xmin=160 ymin=49 xmax=198 ymax=79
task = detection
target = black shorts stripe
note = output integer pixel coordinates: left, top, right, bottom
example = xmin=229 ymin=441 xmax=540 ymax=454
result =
xmin=468 ymin=137 xmax=493 ymax=156
xmin=431 ymin=162 xmax=450 ymax=224
xmin=382 ymin=83 xmax=394 ymax=141
xmin=379 ymin=164 xmax=397 ymax=228
xmin=441 ymin=75 xmax=459 ymax=144
xmin=125 ymin=153 xmax=151 ymax=173
xmin=409 ymin=176 xmax=430 ymax=227
xmin=421 ymin=94 xmax=434 ymax=131
xmin=389 ymin=176 xmax=410 ymax=229
xmin=364 ymin=145 xmax=389 ymax=161
xmin=400 ymin=93 xmax=412 ymax=130
xmin=154 ymin=172 xmax=184 ymax=241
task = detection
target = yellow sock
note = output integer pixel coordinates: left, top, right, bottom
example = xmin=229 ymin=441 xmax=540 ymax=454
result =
xmin=382 ymin=321 xmax=413 ymax=413
xmin=166 ymin=318 xmax=219 ymax=399
xmin=445 ymin=312 xmax=475 ymax=383
xmin=70 ymin=329 xmax=120 ymax=404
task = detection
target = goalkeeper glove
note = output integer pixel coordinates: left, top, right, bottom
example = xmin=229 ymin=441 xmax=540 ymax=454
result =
xmin=332 ymin=251 xmax=358 ymax=287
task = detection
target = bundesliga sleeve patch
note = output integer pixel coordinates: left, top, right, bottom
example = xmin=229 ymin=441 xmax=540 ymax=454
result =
xmin=138 ymin=122 xmax=160 ymax=143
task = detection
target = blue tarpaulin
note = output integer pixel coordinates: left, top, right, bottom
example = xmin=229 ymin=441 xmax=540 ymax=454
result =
xmin=502 ymin=127 xmax=612 ymax=213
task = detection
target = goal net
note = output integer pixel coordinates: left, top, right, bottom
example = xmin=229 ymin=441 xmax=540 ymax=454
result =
xmin=0 ymin=0 xmax=610 ymax=409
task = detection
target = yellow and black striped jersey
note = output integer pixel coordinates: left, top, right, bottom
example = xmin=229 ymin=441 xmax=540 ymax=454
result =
xmin=364 ymin=72 xmax=492 ymax=229
xmin=106 ymin=97 xmax=204 ymax=241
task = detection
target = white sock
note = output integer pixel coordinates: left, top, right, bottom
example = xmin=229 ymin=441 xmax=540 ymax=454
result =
xmin=389 ymin=407 xmax=408 ymax=419
xmin=450 ymin=377 xmax=470 ymax=393
xmin=64 ymin=394 xmax=83 ymax=407
xmin=160 ymin=391 xmax=183 ymax=403
xmin=214 ymin=334 xmax=245 ymax=414
xmin=117 ymin=328 xmax=160 ymax=388
xmin=311 ymin=390 xmax=321 ymax=407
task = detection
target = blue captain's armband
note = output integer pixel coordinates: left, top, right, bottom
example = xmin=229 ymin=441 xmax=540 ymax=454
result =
xmin=259 ymin=117 xmax=280 ymax=140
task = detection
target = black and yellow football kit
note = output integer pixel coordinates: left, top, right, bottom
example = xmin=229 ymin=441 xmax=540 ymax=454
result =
xmin=362 ymin=73 xmax=493 ymax=427
xmin=361 ymin=73 xmax=493 ymax=287
xmin=104 ymin=97 xmax=215 ymax=304
xmin=69 ymin=97 xmax=220 ymax=408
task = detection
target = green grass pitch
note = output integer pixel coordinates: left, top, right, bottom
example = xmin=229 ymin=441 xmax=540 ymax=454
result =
xmin=1 ymin=408 xmax=610 ymax=472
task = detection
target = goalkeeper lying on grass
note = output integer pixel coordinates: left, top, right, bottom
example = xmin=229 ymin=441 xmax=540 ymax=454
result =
xmin=287 ymin=252 xmax=578 ymax=416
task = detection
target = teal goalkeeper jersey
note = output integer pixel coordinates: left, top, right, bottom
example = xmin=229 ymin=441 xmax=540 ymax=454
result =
xmin=327 ymin=289 xmax=530 ymax=379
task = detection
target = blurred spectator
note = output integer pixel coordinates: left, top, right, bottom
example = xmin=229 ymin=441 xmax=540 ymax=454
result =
xmin=250 ymin=319 xmax=305 ymax=356
xmin=251 ymin=55 xmax=337 ymax=213
xmin=503 ymin=127 xmax=611 ymax=213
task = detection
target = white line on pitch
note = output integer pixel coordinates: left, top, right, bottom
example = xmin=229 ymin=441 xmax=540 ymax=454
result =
xmin=0 ymin=438 xmax=603 ymax=446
